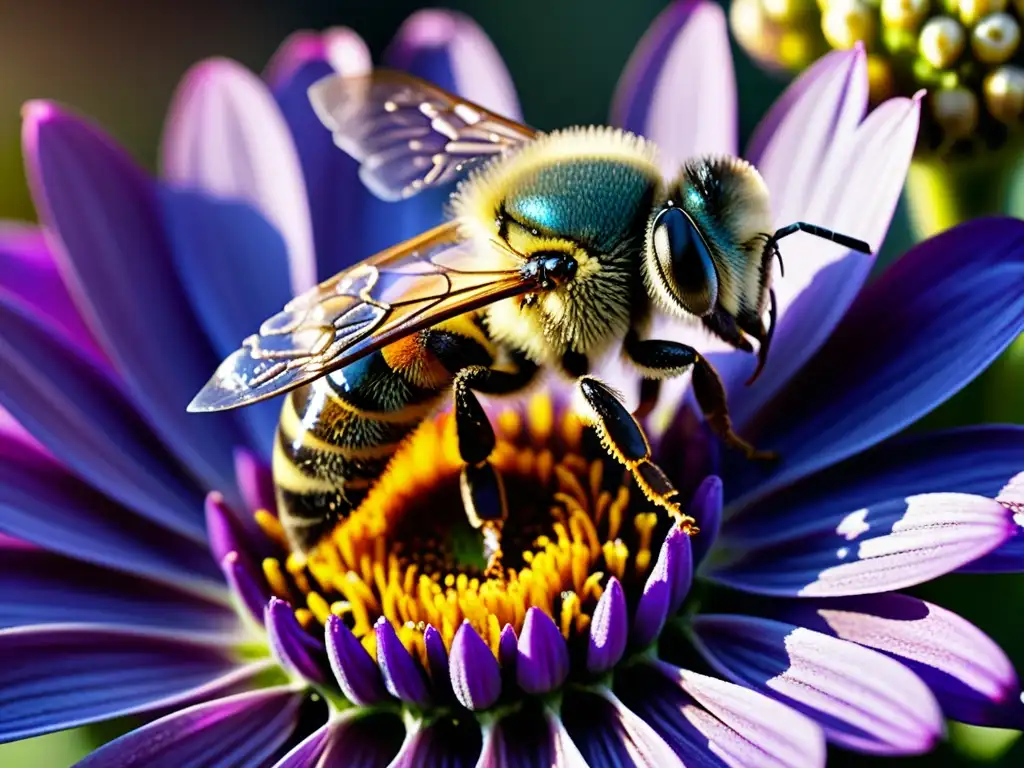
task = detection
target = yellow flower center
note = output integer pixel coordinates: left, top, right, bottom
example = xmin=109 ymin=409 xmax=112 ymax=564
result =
xmin=255 ymin=391 xmax=667 ymax=663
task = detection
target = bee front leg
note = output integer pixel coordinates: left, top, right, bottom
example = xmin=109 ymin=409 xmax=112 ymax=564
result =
xmin=452 ymin=359 xmax=538 ymax=578
xmin=575 ymin=376 xmax=697 ymax=533
xmin=623 ymin=333 xmax=775 ymax=461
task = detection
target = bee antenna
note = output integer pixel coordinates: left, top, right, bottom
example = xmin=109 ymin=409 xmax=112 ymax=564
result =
xmin=771 ymin=222 xmax=872 ymax=254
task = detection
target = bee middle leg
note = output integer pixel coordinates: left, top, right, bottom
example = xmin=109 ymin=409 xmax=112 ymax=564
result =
xmin=452 ymin=358 xmax=538 ymax=577
xmin=623 ymin=333 xmax=775 ymax=461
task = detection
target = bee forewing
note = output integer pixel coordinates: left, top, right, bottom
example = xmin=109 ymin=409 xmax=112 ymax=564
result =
xmin=307 ymin=70 xmax=539 ymax=201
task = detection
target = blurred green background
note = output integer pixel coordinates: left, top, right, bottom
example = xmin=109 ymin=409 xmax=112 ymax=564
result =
xmin=0 ymin=0 xmax=1020 ymax=764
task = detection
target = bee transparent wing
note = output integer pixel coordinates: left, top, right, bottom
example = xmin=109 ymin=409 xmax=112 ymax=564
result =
xmin=308 ymin=69 xmax=539 ymax=201
xmin=188 ymin=223 xmax=537 ymax=412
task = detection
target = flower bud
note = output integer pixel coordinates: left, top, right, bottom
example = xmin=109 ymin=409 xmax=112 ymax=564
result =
xmin=932 ymin=85 xmax=980 ymax=139
xmin=972 ymin=12 xmax=1021 ymax=64
xmin=822 ymin=0 xmax=877 ymax=47
xmin=919 ymin=16 xmax=967 ymax=67
xmin=882 ymin=0 xmax=932 ymax=30
xmin=958 ymin=0 xmax=1008 ymax=26
xmin=984 ymin=65 xmax=1024 ymax=122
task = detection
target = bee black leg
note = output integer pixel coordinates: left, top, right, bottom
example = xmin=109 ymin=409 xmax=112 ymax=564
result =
xmin=575 ymin=376 xmax=697 ymax=533
xmin=452 ymin=360 xmax=539 ymax=577
xmin=623 ymin=333 xmax=776 ymax=462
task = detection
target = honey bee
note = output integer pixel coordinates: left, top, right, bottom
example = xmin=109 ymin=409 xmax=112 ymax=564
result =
xmin=188 ymin=70 xmax=869 ymax=568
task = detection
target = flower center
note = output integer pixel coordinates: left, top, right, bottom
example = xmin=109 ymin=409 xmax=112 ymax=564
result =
xmin=257 ymin=391 xmax=671 ymax=670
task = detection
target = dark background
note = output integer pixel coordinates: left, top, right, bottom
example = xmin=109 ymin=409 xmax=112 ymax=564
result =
xmin=0 ymin=0 xmax=1019 ymax=764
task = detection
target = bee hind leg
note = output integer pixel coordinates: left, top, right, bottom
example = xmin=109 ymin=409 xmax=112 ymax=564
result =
xmin=575 ymin=376 xmax=697 ymax=533
xmin=452 ymin=362 xmax=538 ymax=578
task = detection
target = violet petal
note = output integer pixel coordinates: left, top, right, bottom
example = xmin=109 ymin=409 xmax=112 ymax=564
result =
xmin=423 ymin=623 xmax=454 ymax=703
xmin=784 ymin=595 xmax=1024 ymax=728
xmin=375 ymin=617 xmax=431 ymax=706
xmin=633 ymin=532 xmax=690 ymax=647
xmin=269 ymin=30 xmax=374 ymax=280
xmin=560 ymin=686 xmax=683 ymax=767
xmin=728 ymin=93 xmax=920 ymax=416
xmin=587 ymin=577 xmax=628 ymax=674
xmin=272 ymin=723 xmax=329 ymax=768
xmin=611 ymin=0 xmax=737 ymax=171
xmin=221 ymin=552 xmax=268 ymax=628
xmin=741 ymin=217 xmax=1024 ymax=504
xmin=0 ymin=295 xmax=207 ymax=541
xmin=22 ymin=100 xmax=247 ymax=493
xmin=0 ymin=438 xmax=220 ymax=588
xmin=78 ymin=686 xmax=302 ymax=768
xmin=0 ymin=625 xmax=263 ymax=742
xmin=326 ymin=614 xmax=389 ymax=706
xmin=498 ymin=624 xmax=518 ymax=672
xmin=204 ymin=491 xmax=248 ymax=565
xmin=712 ymin=492 xmax=1013 ymax=596
xmin=450 ymin=620 xmax=502 ymax=710
xmin=318 ymin=711 xmax=406 ymax=767
xmin=689 ymin=475 xmax=723 ymax=569
xmin=0 ymin=545 xmax=236 ymax=634
xmin=0 ymin=404 xmax=54 ymax=469
xmin=617 ymin=660 xmax=826 ymax=768
xmin=476 ymin=702 xmax=588 ymax=768
xmin=516 ymin=607 xmax=570 ymax=695
xmin=0 ymin=221 xmax=105 ymax=363
xmin=692 ymin=614 xmax=944 ymax=754
xmin=162 ymin=57 xmax=315 ymax=294
xmin=389 ymin=715 xmax=483 ymax=768
xmin=234 ymin=447 xmax=277 ymax=516
xmin=265 ymin=597 xmax=326 ymax=684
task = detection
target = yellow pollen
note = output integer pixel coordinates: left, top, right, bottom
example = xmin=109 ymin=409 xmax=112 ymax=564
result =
xmin=256 ymin=399 xmax=686 ymax=657
xmin=255 ymin=509 xmax=288 ymax=550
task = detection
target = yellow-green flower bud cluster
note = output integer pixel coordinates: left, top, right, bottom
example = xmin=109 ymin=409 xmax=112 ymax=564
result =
xmin=730 ymin=0 xmax=1024 ymax=154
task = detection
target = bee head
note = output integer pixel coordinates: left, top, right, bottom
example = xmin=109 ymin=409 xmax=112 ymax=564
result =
xmin=643 ymin=203 xmax=719 ymax=318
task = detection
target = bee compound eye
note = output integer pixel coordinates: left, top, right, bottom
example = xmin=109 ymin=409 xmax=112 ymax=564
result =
xmin=651 ymin=207 xmax=718 ymax=317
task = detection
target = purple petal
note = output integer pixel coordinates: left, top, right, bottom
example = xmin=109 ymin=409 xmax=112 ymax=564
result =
xmin=0 ymin=436 xmax=221 ymax=588
xmin=498 ymin=623 xmax=518 ymax=672
xmin=712 ymin=493 xmax=1013 ymax=596
xmin=158 ymin=189 xmax=289 ymax=454
xmin=478 ymin=703 xmax=588 ymax=768
xmin=205 ymin=492 xmax=249 ymax=564
xmin=423 ymin=623 xmax=455 ymax=702
xmin=690 ymin=476 xmax=723 ymax=568
xmin=375 ymin=617 xmax=431 ymax=706
xmin=265 ymin=597 xmax=326 ymax=684
xmin=0 ymin=221 xmax=105 ymax=363
xmin=588 ymin=577 xmax=628 ymax=674
xmin=727 ymin=93 xmax=920 ymax=417
xmin=78 ymin=686 xmax=302 ymax=768
xmin=221 ymin=552 xmax=269 ymax=627
xmin=272 ymin=723 xmax=329 ymax=768
xmin=617 ymin=660 xmax=826 ymax=767
xmin=317 ymin=711 xmax=408 ymax=767
xmin=450 ymin=621 xmax=502 ymax=710
xmin=611 ymin=0 xmax=737 ymax=170
xmin=746 ymin=49 xmax=867 ymax=216
xmin=0 ymin=625 xmax=263 ymax=742
xmin=388 ymin=715 xmax=483 ymax=768
xmin=783 ymin=595 xmax=1024 ymax=729
xmin=385 ymin=9 xmax=522 ymax=122
xmin=162 ymin=58 xmax=315 ymax=294
xmin=268 ymin=29 xmax=374 ymax=281
xmin=22 ymin=101 xmax=248 ymax=492
xmin=0 ymin=295 xmax=208 ymax=541
xmin=0 ymin=545 xmax=236 ymax=634
xmin=0 ymin=403 xmax=57 ymax=469
xmin=1000 ymin=471 xmax=1024 ymax=502
xmin=517 ymin=607 xmax=570 ymax=695
xmin=692 ymin=614 xmax=944 ymax=754
xmin=326 ymin=614 xmax=389 ymax=706
xmin=633 ymin=529 xmax=692 ymax=646
xmin=235 ymin=447 xmax=276 ymax=516
xmin=743 ymin=218 xmax=1024 ymax=500
xmin=560 ymin=687 xmax=683 ymax=767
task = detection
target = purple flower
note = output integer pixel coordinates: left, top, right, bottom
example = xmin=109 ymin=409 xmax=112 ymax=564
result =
xmin=2 ymin=3 xmax=1024 ymax=766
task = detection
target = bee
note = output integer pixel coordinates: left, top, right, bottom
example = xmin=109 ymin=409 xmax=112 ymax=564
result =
xmin=188 ymin=70 xmax=870 ymax=568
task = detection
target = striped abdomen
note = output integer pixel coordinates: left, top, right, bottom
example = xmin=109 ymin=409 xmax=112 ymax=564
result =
xmin=273 ymin=317 xmax=496 ymax=552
